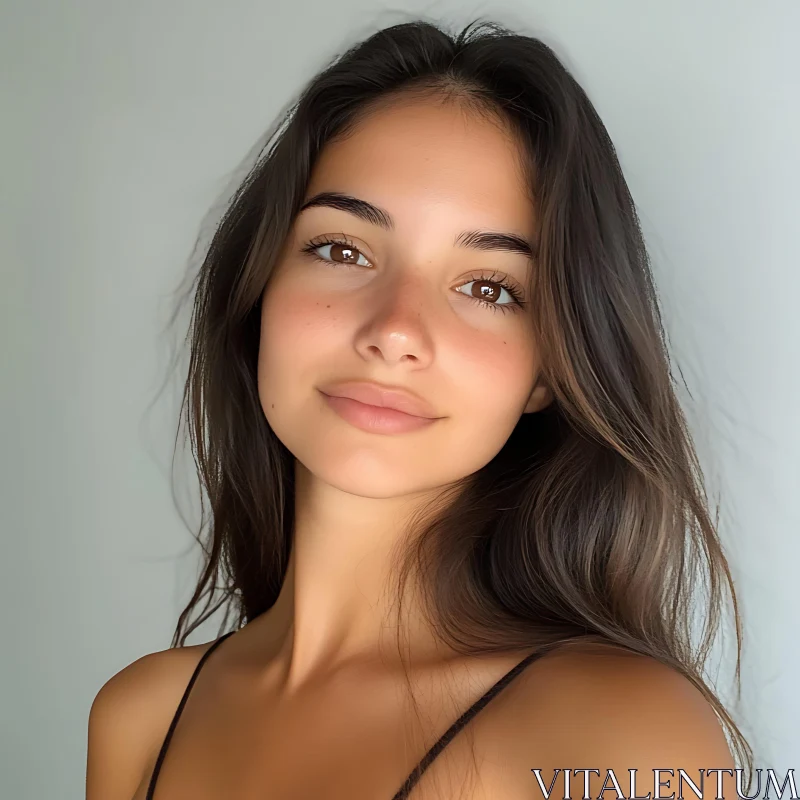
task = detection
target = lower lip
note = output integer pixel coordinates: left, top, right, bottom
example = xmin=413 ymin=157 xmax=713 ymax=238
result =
xmin=320 ymin=392 xmax=438 ymax=434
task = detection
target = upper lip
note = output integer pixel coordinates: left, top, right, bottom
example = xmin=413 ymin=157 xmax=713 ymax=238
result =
xmin=319 ymin=380 xmax=440 ymax=419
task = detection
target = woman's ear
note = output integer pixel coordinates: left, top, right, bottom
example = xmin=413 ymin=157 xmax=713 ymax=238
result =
xmin=523 ymin=377 xmax=554 ymax=414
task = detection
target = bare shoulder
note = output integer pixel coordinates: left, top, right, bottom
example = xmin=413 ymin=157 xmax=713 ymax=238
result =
xmin=478 ymin=642 xmax=736 ymax=799
xmin=526 ymin=642 xmax=734 ymax=755
xmin=85 ymin=637 xmax=221 ymax=800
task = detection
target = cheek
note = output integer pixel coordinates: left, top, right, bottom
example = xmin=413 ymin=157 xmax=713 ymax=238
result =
xmin=261 ymin=286 xmax=341 ymax=360
xmin=257 ymin=283 xmax=343 ymax=397
xmin=263 ymin=280 xmax=338 ymax=342
xmin=430 ymin=326 xmax=537 ymax=482
xmin=447 ymin=326 xmax=537 ymax=418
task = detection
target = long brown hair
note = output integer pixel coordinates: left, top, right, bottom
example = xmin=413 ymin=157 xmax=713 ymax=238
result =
xmin=161 ymin=17 xmax=753 ymax=784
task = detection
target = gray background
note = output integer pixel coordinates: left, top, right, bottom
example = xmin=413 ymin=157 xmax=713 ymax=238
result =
xmin=2 ymin=0 xmax=798 ymax=796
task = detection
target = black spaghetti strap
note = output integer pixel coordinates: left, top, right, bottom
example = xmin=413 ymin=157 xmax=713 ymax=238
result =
xmin=390 ymin=647 xmax=547 ymax=800
xmin=145 ymin=634 xmax=546 ymax=800
xmin=145 ymin=630 xmax=236 ymax=800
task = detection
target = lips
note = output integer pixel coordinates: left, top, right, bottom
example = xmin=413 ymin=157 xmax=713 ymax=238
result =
xmin=318 ymin=380 xmax=439 ymax=419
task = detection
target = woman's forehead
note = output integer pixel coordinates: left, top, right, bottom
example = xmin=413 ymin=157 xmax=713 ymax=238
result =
xmin=307 ymin=100 xmax=535 ymax=237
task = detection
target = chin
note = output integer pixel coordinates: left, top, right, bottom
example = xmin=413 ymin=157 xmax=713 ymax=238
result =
xmin=297 ymin=441 xmax=440 ymax=499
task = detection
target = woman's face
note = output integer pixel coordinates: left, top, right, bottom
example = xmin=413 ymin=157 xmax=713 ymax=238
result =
xmin=258 ymin=95 xmax=552 ymax=498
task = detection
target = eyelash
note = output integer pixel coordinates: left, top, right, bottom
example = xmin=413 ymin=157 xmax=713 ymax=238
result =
xmin=299 ymin=234 xmax=527 ymax=314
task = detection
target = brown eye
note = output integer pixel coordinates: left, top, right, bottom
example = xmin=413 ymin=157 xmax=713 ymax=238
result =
xmin=466 ymin=280 xmax=502 ymax=303
xmin=457 ymin=276 xmax=521 ymax=310
xmin=329 ymin=243 xmax=365 ymax=264
xmin=303 ymin=238 xmax=373 ymax=267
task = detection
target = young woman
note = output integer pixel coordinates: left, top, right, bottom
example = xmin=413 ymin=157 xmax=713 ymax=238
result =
xmin=86 ymin=18 xmax=753 ymax=800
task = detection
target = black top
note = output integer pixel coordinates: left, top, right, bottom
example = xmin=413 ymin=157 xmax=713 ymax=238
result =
xmin=146 ymin=631 xmax=547 ymax=799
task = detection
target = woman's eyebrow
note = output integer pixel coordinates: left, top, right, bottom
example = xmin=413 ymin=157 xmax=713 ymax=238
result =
xmin=298 ymin=191 xmax=537 ymax=260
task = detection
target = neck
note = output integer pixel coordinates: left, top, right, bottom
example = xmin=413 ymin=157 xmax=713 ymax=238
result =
xmin=262 ymin=461 xmax=460 ymax=691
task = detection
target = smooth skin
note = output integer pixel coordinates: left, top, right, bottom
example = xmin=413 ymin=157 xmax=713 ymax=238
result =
xmin=87 ymin=95 xmax=735 ymax=799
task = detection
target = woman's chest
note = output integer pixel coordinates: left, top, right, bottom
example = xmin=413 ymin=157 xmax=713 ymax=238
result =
xmin=132 ymin=710 xmax=483 ymax=800
xmin=129 ymin=660 xmax=543 ymax=800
